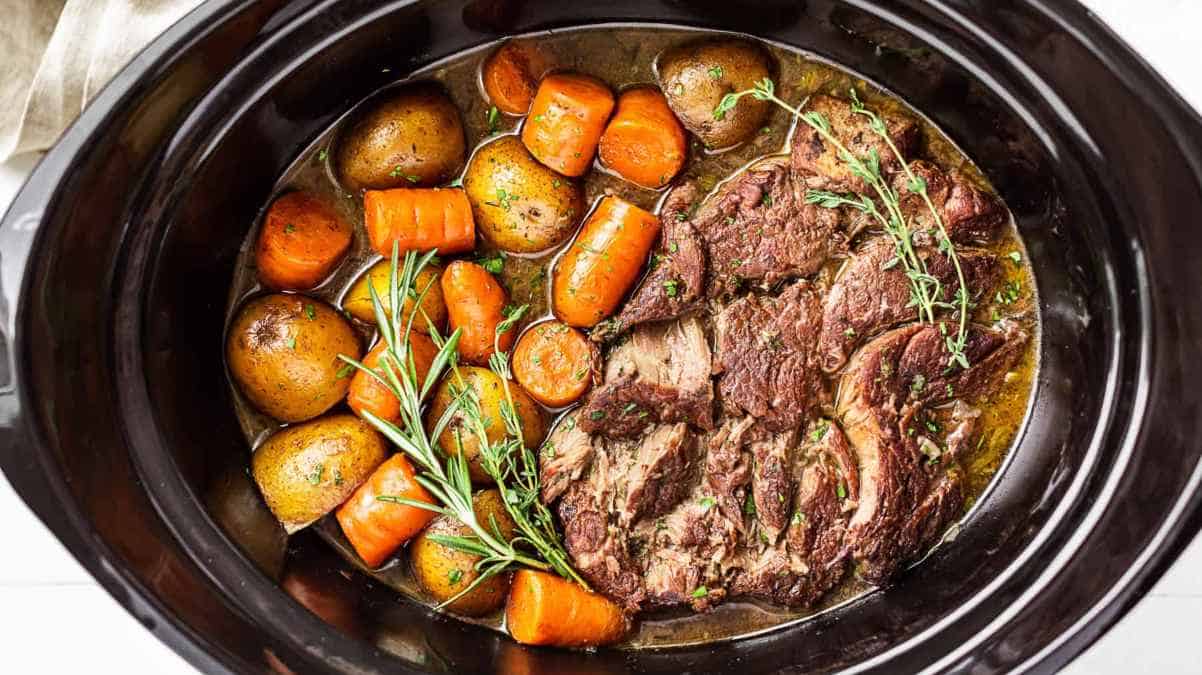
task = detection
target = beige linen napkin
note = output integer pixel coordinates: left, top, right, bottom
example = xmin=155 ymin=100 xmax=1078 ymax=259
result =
xmin=0 ymin=0 xmax=203 ymax=161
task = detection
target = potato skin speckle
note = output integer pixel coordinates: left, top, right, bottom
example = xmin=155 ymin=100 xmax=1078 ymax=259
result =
xmin=251 ymin=414 xmax=388 ymax=533
xmin=227 ymin=293 xmax=361 ymax=422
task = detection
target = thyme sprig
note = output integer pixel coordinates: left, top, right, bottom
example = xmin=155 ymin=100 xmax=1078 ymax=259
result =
xmin=338 ymin=245 xmax=583 ymax=608
xmin=715 ymin=79 xmax=971 ymax=368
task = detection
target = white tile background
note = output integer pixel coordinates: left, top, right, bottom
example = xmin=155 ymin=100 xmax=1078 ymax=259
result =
xmin=0 ymin=1 xmax=1199 ymax=672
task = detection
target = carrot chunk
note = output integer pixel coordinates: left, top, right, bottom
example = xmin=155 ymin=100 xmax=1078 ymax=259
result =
xmin=552 ymin=196 xmax=661 ymax=327
xmin=347 ymin=334 xmax=438 ymax=425
xmin=505 ymin=569 xmax=628 ymax=647
xmin=441 ymin=260 xmax=514 ymax=365
xmin=363 ymin=187 xmax=475 ymax=257
xmin=598 ymin=86 xmax=687 ymax=189
xmin=512 ymin=321 xmax=595 ymax=407
xmin=520 ymin=73 xmax=615 ymax=177
xmin=482 ymin=41 xmax=551 ymax=115
xmin=335 ymin=454 xmax=437 ymax=568
xmin=255 ymin=192 xmax=352 ymax=290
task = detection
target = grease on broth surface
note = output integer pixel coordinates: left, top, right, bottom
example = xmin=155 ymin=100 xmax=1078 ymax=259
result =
xmin=223 ymin=25 xmax=1039 ymax=649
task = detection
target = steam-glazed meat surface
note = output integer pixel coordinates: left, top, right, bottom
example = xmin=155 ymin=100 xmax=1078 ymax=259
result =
xmin=791 ymin=94 xmax=918 ymax=193
xmin=836 ymin=322 xmax=1027 ymax=581
xmin=550 ymin=93 xmax=1032 ymax=617
xmin=691 ymin=157 xmax=844 ymax=297
xmin=818 ymin=236 xmax=1001 ymax=372
xmin=714 ymin=280 xmax=828 ymax=430
xmin=895 ymin=160 xmax=1008 ymax=245
xmin=579 ymin=317 xmax=713 ymax=437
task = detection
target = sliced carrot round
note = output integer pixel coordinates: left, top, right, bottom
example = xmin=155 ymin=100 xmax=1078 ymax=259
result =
xmin=512 ymin=321 xmax=595 ymax=407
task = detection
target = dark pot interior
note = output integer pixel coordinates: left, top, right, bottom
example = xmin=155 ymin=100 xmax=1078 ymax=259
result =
xmin=2 ymin=1 xmax=1201 ymax=673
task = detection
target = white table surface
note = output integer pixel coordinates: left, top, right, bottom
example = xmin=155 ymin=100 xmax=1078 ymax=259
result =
xmin=1 ymin=1 xmax=1200 ymax=673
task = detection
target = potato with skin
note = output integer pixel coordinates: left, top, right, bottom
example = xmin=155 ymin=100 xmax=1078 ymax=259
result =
xmin=335 ymin=82 xmax=467 ymax=192
xmin=342 ymin=260 xmax=447 ymax=332
xmin=251 ymin=414 xmax=388 ymax=533
xmin=410 ymin=489 xmax=516 ymax=616
xmin=426 ymin=367 xmax=546 ymax=483
xmin=227 ymin=294 xmax=362 ymax=422
xmin=463 ymin=135 xmax=584 ymax=253
xmin=657 ymin=38 xmax=776 ymax=149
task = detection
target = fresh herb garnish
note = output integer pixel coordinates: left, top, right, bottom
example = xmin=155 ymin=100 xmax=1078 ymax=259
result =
xmin=691 ymin=585 xmax=708 ymax=598
xmin=337 ymin=246 xmax=587 ymax=606
xmin=708 ymin=65 xmax=723 ymax=80
xmin=448 ymin=569 xmax=463 ymax=585
xmin=475 ymin=250 xmax=506 ymax=274
xmin=487 ymin=105 xmax=500 ymax=133
xmin=663 ymin=279 xmax=680 ymax=297
xmin=715 ymin=80 xmax=973 ymax=369
xmin=308 ymin=463 xmax=324 ymax=486
xmin=304 ymin=304 xmax=316 ymax=321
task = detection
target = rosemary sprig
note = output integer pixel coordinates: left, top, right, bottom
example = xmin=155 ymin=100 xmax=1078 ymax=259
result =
xmin=338 ymin=245 xmax=582 ymax=608
xmin=715 ymin=79 xmax=971 ymax=368
xmin=443 ymin=307 xmax=589 ymax=589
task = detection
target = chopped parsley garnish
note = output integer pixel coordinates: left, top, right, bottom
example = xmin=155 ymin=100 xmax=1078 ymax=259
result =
xmin=836 ymin=482 xmax=847 ymax=500
xmin=475 ymin=250 xmax=506 ymax=274
xmin=317 ymin=149 xmax=328 ymax=162
xmin=691 ymin=585 xmax=708 ymax=598
xmin=699 ymin=496 xmax=716 ymax=510
xmin=304 ymin=304 xmax=316 ymax=321
xmin=287 ymin=337 xmax=297 ymax=350
xmin=486 ymin=105 xmax=500 ymax=133
xmin=663 ymin=279 xmax=680 ymax=297
xmin=708 ymin=65 xmax=723 ymax=80
xmin=910 ymin=373 xmax=927 ymax=393
xmin=743 ymin=492 xmax=757 ymax=516
xmin=448 ymin=569 xmax=463 ymax=585
xmin=589 ymin=410 xmax=606 ymax=421
xmin=1008 ymin=251 xmax=1022 ymax=264
xmin=622 ymin=402 xmax=638 ymax=415
xmin=810 ymin=419 xmax=830 ymax=442
xmin=307 ymin=463 xmax=324 ymax=486
xmin=283 ymin=223 xmax=296 ymax=234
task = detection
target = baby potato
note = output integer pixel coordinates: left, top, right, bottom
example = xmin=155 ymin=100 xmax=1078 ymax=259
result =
xmin=335 ymin=82 xmax=467 ymax=192
xmin=227 ymin=294 xmax=362 ymax=422
xmin=463 ymin=135 xmax=584 ymax=254
xmin=251 ymin=414 xmax=388 ymax=533
xmin=410 ymin=489 xmax=516 ymax=616
xmin=657 ymin=38 xmax=776 ymax=149
xmin=425 ymin=367 xmax=546 ymax=483
xmin=342 ymin=260 xmax=447 ymax=332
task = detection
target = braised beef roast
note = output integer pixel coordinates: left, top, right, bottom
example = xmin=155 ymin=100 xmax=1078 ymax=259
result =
xmin=547 ymin=94 xmax=1027 ymax=614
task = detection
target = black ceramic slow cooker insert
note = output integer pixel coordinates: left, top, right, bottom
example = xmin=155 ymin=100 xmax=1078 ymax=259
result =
xmin=1 ymin=1 xmax=1201 ymax=673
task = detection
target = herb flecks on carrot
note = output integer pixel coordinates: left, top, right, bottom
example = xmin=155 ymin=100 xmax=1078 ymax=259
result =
xmin=347 ymin=335 xmax=437 ymax=425
xmin=256 ymin=192 xmax=352 ymax=290
xmin=441 ymin=260 xmax=514 ymax=365
xmin=599 ymin=87 xmax=687 ymax=189
xmin=335 ymin=454 xmax=437 ymax=568
xmin=521 ymin=73 xmax=615 ymax=177
xmin=552 ymin=196 xmax=661 ymax=327
xmin=364 ymin=187 xmax=475 ymax=257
